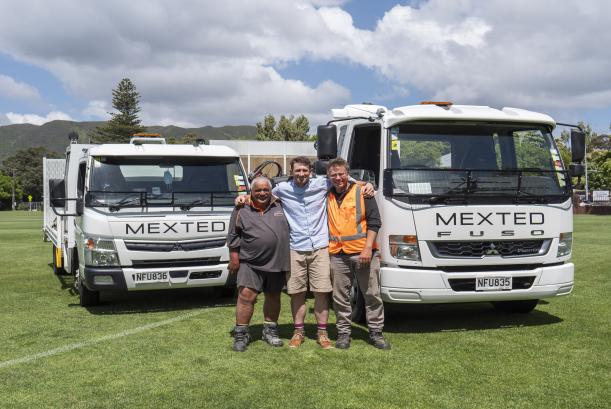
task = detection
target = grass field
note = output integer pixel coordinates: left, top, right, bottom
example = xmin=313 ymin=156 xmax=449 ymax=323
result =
xmin=0 ymin=211 xmax=609 ymax=409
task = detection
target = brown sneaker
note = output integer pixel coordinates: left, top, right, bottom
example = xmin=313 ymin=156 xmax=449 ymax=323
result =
xmin=316 ymin=330 xmax=333 ymax=349
xmin=289 ymin=330 xmax=305 ymax=348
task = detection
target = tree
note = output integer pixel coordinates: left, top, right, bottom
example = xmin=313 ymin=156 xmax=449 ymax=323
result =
xmin=556 ymin=121 xmax=611 ymax=189
xmin=588 ymin=150 xmax=611 ymax=190
xmin=256 ymin=114 xmax=278 ymax=141
xmin=1 ymin=147 xmax=61 ymax=202
xmin=0 ymin=172 xmax=23 ymax=210
xmin=94 ymin=78 xmax=146 ymax=143
xmin=256 ymin=114 xmax=311 ymax=141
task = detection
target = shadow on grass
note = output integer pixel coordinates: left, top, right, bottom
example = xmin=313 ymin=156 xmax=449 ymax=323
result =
xmin=75 ymin=287 xmax=235 ymax=315
xmin=382 ymin=302 xmax=563 ymax=334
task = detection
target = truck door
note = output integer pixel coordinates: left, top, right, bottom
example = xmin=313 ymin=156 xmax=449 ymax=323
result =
xmin=347 ymin=124 xmax=382 ymax=185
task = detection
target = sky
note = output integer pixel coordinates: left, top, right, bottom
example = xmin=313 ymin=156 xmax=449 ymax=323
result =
xmin=0 ymin=0 xmax=609 ymax=134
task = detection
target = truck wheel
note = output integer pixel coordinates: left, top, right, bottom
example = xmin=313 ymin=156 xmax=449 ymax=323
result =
xmin=52 ymin=245 xmax=67 ymax=275
xmin=492 ymin=299 xmax=539 ymax=313
xmin=78 ymin=275 xmax=100 ymax=307
xmin=350 ymin=278 xmax=366 ymax=324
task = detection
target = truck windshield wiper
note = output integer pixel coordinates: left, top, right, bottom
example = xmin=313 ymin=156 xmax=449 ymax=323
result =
xmin=109 ymin=196 xmax=144 ymax=212
xmin=179 ymin=199 xmax=209 ymax=211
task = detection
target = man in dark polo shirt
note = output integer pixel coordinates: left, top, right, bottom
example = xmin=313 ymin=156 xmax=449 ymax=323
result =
xmin=227 ymin=176 xmax=290 ymax=352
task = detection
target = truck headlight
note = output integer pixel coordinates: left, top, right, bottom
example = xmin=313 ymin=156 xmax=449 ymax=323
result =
xmin=84 ymin=237 xmax=120 ymax=266
xmin=557 ymin=232 xmax=572 ymax=257
xmin=389 ymin=235 xmax=420 ymax=261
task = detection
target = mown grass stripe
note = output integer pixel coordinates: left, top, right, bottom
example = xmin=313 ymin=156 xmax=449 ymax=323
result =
xmin=0 ymin=309 xmax=205 ymax=369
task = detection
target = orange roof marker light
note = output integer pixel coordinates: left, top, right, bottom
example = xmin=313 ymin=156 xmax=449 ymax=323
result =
xmin=420 ymin=101 xmax=453 ymax=107
xmin=132 ymin=133 xmax=162 ymax=137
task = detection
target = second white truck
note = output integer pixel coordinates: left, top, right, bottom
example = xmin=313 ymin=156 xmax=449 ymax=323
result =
xmin=44 ymin=134 xmax=248 ymax=306
xmin=315 ymin=102 xmax=585 ymax=316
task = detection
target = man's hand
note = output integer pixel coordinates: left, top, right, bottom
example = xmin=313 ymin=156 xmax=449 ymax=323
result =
xmin=362 ymin=182 xmax=375 ymax=198
xmin=234 ymin=194 xmax=249 ymax=207
xmin=358 ymin=247 xmax=373 ymax=265
xmin=228 ymin=249 xmax=240 ymax=274
xmin=228 ymin=259 xmax=240 ymax=274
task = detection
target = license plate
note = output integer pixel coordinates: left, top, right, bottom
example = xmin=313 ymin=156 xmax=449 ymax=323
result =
xmin=132 ymin=271 xmax=169 ymax=284
xmin=476 ymin=276 xmax=512 ymax=291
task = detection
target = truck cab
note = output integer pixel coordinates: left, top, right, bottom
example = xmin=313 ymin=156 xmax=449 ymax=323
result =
xmin=317 ymin=102 xmax=585 ymax=315
xmin=45 ymin=137 xmax=248 ymax=306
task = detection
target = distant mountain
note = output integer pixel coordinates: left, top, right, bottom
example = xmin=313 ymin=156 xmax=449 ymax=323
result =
xmin=0 ymin=120 xmax=257 ymax=164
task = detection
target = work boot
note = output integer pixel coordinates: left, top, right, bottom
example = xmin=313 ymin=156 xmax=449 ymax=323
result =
xmin=369 ymin=330 xmax=391 ymax=350
xmin=262 ymin=322 xmax=284 ymax=347
xmin=335 ymin=333 xmax=351 ymax=349
xmin=316 ymin=329 xmax=333 ymax=349
xmin=232 ymin=325 xmax=251 ymax=352
xmin=288 ymin=329 xmax=305 ymax=348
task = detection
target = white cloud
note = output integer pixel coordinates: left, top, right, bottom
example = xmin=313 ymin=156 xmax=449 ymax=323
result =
xmin=0 ymin=0 xmax=608 ymax=127
xmin=314 ymin=1 xmax=611 ymax=111
xmin=0 ymin=74 xmax=41 ymax=102
xmin=6 ymin=111 xmax=73 ymax=125
xmin=82 ymin=100 xmax=110 ymax=120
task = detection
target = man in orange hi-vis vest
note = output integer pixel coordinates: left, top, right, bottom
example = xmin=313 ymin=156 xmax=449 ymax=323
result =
xmin=327 ymin=158 xmax=390 ymax=350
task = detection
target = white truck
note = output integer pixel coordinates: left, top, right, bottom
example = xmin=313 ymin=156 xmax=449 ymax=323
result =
xmin=315 ymin=102 xmax=586 ymax=316
xmin=43 ymin=134 xmax=248 ymax=306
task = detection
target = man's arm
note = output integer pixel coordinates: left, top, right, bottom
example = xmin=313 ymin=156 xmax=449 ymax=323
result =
xmin=226 ymin=209 xmax=242 ymax=274
xmin=323 ymin=176 xmax=375 ymax=198
xmin=358 ymin=196 xmax=382 ymax=264
xmin=358 ymin=229 xmax=378 ymax=264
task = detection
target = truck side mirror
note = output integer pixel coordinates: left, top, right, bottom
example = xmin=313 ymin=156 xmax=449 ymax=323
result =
xmin=49 ymin=179 xmax=65 ymax=208
xmin=571 ymin=129 xmax=586 ymax=163
xmin=316 ymin=125 xmax=337 ymax=159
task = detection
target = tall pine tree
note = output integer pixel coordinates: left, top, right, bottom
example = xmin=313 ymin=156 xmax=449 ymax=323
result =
xmin=94 ymin=78 xmax=146 ymax=143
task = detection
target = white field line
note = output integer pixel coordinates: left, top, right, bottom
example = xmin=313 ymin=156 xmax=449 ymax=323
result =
xmin=0 ymin=309 xmax=206 ymax=370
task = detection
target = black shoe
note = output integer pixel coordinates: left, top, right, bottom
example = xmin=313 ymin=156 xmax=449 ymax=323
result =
xmin=262 ymin=322 xmax=283 ymax=347
xmin=336 ymin=333 xmax=351 ymax=349
xmin=232 ymin=325 xmax=251 ymax=352
xmin=369 ymin=331 xmax=391 ymax=350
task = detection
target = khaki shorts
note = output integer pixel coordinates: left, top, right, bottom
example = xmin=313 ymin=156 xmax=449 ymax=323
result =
xmin=286 ymin=247 xmax=332 ymax=294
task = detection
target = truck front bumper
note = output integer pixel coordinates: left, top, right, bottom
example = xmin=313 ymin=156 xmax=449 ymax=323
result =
xmin=83 ymin=263 xmax=231 ymax=291
xmin=380 ymin=262 xmax=574 ymax=303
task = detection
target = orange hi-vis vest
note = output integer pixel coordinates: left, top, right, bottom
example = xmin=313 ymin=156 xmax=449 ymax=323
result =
xmin=327 ymin=184 xmax=378 ymax=254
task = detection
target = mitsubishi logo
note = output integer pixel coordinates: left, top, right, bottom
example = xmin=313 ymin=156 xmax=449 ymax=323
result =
xmin=484 ymin=243 xmax=500 ymax=256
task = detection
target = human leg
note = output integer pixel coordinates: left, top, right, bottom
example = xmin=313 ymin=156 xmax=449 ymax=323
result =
xmin=330 ymin=254 xmax=354 ymax=340
xmin=355 ymin=255 xmax=390 ymax=350
xmin=233 ymin=286 xmax=258 ymax=352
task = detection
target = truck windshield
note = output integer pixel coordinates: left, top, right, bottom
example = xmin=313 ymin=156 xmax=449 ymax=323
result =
xmin=86 ymin=156 xmax=247 ymax=210
xmin=385 ymin=122 xmax=570 ymax=204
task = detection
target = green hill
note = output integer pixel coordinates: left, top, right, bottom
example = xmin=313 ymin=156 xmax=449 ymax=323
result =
xmin=0 ymin=121 xmax=257 ymax=164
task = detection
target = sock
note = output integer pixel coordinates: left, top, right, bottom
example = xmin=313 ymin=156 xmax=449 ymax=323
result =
xmin=317 ymin=324 xmax=327 ymax=332
xmin=294 ymin=323 xmax=305 ymax=332
xmin=264 ymin=321 xmax=277 ymax=327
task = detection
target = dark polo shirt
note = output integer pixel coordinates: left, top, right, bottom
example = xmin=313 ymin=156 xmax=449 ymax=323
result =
xmin=227 ymin=197 xmax=290 ymax=273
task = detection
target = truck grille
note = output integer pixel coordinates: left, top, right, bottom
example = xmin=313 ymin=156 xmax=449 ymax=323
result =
xmin=131 ymin=257 xmax=221 ymax=269
xmin=429 ymin=240 xmax=549 ymax=258
xmin=125 ymin=238 xmax=226 ymax=252
xmin=448 ymin=276 xmax=536 ymax=291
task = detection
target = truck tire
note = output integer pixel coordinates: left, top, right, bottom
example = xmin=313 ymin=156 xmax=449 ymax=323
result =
xmin=77 ymin=274 xmax=100 ymax=307
xmin=350 ymin=278 xmax=366 ymax=324
xmin=52 ymin=245 xmax=67 ymax=276
xmin=492 ymin=299 xmax=539 ymax=313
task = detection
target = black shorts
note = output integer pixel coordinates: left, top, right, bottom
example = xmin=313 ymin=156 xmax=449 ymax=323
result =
xmin=236 ymin=264 xmax=286 ymax=293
